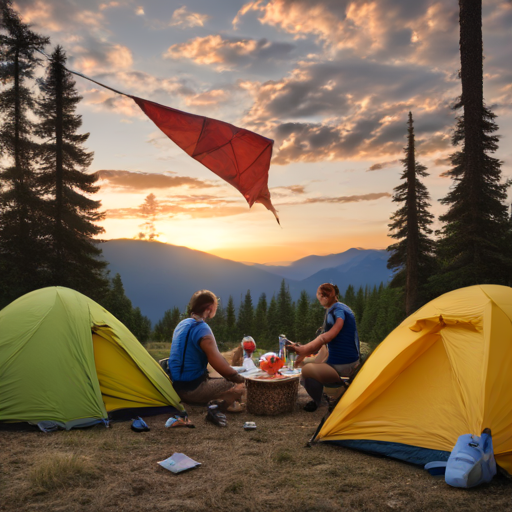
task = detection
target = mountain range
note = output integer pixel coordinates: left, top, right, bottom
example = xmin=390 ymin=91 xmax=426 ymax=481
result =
xmin=100 ymin=240 xmax=393 ymax=323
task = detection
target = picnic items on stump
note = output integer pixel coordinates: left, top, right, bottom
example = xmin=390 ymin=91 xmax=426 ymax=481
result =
xmin=158 ymin=453 xmax=201 ymax=474
xmin=259 ymin=352 xmax=284 ymax=375
xmin=245 ymin=372 xmax=300 ymax=416
xmin=242 ymin=336 xmax=256 ymax=359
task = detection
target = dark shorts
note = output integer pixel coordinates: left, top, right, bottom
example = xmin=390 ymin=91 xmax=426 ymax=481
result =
xmin=328 ymin=359 xmax=360 ymax=378
xmin=177 ymin=377 xmax=236 ymax=405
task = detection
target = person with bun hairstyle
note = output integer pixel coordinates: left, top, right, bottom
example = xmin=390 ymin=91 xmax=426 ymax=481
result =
xmin=168 ymin=290 xmax=245 ymax=411
xmin=286 ymin=283 xmax=360 ymax=412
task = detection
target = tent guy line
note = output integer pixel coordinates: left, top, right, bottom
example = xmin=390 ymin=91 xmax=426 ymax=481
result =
xmin=36 ymin=49 xmax=280 ymax=224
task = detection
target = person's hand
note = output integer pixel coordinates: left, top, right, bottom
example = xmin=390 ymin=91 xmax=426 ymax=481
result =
xmin=285 ymin=341 xmax=300 ymax=354
xmin=227 ymin=372 xmax=245 ymax=384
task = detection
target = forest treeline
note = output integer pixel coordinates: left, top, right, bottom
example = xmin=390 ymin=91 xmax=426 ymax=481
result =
xmin=1 ymin=0 xmax=511 ymax=350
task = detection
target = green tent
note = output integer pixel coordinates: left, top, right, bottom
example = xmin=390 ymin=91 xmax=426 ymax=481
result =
xmin=0 ymin=287 xmax=183 ymax=429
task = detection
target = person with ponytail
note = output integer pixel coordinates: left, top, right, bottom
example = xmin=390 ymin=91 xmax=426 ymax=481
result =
xmin=168 ymin=290 xmax=245 ymax=411
xmin=286 ymin=283 xmax=360 ymax=412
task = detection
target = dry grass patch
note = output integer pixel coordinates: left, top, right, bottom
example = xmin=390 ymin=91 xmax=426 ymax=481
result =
xmin=29 ymin=451 xmax=99 ymax=493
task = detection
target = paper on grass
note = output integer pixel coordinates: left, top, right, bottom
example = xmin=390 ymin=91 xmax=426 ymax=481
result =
xmin=158 ymin=453 xmax=201 ymax=474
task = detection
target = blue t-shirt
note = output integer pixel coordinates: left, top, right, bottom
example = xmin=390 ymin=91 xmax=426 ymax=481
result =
xmin=325 ymin=302 xmax=360 ymax=365
xmin=168 ymin=318 xmax=214 ymax=382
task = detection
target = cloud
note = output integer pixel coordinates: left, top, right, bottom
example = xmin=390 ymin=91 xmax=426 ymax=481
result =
xmin=164 ymin=34 xmax=294 ymax=71
xmin=277 ymin=192 xmax=391 ymax=206
xmin=135 ymin=5 xmax=144 ymax=15
xmin=170 ymin=6 xmax=210 ymax=28
xmin=14 ymin=0 xmax=106 ymax=32
xmin=237 ymin=56 xmax=458 ymax=164
xmin=96 ymin=170 xmax=216 ymax=191
xmin=434 ymin=156 xmax=451 ymax=167
xmin=184 ymin=89 xmax=231 ymax=106
xmin=105 ymin=196 xmax=249 ymax=220
xmin=270 ymin=184 xmax=307 ymax=198
xmin=234 ymin=0 xmax=459 ymax=66
xmin=367 ymin=160 xmax=400 ymax=171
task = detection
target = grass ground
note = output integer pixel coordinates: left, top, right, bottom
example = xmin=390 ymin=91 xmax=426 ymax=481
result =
xmin=1 ymin=346 xmax=510 ymax=512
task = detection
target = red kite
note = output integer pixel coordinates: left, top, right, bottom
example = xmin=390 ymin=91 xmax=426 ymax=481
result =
xmin=131 ymin=96 xmax=279 ymax=223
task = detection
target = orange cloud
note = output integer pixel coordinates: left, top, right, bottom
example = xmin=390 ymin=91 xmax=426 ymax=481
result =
xmin=96 ymin=170 xmax=216 ymax=191
xmin=185 ymin=89 xmax=230 ymax=106
xmin=170 ymin=6 xmax=210 ymax=28
xmin=277 ymin=192 xmax=391 ymax=206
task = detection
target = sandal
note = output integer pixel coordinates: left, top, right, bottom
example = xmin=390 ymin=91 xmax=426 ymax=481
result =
xmin=206 ymin=404 xmax=227 ymax=427
xmin=303 ymin=400 xmax=318 ymax=412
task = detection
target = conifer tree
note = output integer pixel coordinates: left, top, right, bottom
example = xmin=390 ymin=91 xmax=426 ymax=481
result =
xmin=266 ymin=295 xmax=279 ymax=348
xmin=225 ymin=295 xmax=237 ymax=343
xmin=237 ymin=289 xmax=254 ymax=339
xmin=343 ymin=285 xmax=356 ymax=309
xmin=0 ymin=1 xmax=49 ymax=301
xmin=131 ymin=307 xmax=151 ymax=344
xmin=306 ymin=297 xmax=325 ymax=339
xmin=294 ymin=290 xmax=310 ymax=344
xmin=387 ymin=112 xmax=435 ymax=315
xmin=276 ymin=279 xmax=294 ymax=339
xmin=153 ymin=306 xmax=181 ymax=342
xmin=103 ymin=273 xmax=133 ymax=328
xmin=253 ymin=293 xmax=268 ymax=345
xmin=354 ymin=286 xmax=365 ymax=325
xmin=434 ymin=0 xmax=512 ymax=292
xmin=207 ymin=303 xmax=226 ymax=346
xmin=35 ymin=45 xmax=107 ymax=298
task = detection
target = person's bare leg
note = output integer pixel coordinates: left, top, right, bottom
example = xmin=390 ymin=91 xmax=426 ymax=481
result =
xmin=301 ymin=362 xmax=341 ymax=408
xmin=302 ymin=362 xmax=341 ymax=384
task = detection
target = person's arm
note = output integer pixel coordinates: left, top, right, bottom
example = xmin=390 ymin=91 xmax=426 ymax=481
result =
xmin=200 ymin=335 xmax=245 ymax=383
xmin=292 ymin=317 xmax=345 ymax=358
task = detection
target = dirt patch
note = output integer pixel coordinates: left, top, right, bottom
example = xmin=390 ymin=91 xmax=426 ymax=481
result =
xmin=1 ymin=387 xmax=511 ymax=512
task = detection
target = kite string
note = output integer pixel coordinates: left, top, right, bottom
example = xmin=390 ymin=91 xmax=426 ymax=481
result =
xmin=35 ymin=48 xmax=131 ymax=98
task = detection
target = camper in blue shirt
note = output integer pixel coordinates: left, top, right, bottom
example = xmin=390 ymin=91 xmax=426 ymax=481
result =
xmin=287 ymin=283 xmax=360 ymax=412
xmin=169 ymin=290 xmax=244 ymax=412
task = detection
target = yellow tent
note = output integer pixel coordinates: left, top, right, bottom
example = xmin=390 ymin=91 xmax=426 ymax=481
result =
xmin=317 ymin=285 xmax=512 ymax=474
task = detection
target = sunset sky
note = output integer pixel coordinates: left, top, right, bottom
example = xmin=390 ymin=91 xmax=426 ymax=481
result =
xmin=14 ymin=0 xmax=512 ymax=263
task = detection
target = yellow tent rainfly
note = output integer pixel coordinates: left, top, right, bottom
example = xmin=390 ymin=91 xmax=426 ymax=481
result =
xmin=316 ymin=285 xmax=512 ymax=475
xmin=0 ymin=287 xmax=183 ymax=429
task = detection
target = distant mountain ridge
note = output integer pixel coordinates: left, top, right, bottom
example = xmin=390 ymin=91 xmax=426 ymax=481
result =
xmin=100 ymin=240 xmax=392 ymax=323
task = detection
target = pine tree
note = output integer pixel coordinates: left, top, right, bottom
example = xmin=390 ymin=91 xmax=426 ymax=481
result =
xmin=34 ymin=45 xmax=107 ymax=298
xmin=434 ymin=0 xmax=512 ymax=292
xmin=343 ymin=285 xmax=356 ymax=309
xmin=207 ymin=303 xmax=226 ymax=346
xmin=359 ymin=285 xmax=379 ymax=343
xmin=237 ymin=289 xmax=254 ymax=339
xmin=225 ymin=295 xmax=237 ymax=344
xmin=131 ymin=307 xmax=152 ymax=344
xmin=103 ymin=274 xmax=133 ymax=328
xmin=266 ymin=295 xmax=279 ymax=349
xmin=306 ymin=297 xmax=325 ymax=339
xmin=387 ymin=112 xmax=435 ymax=315
xmin=0 ymin=1 xmax=49 ymax=301
xmin=137 ymin=193 xmax=160 ymax=240
xmin=354 ymin=286 xmax=365 ymax=325
xmin=294 ymin=290 xmax=310 ymax=344
xmin=153 ymin=306 xmax=181 ymax=342
xmin=253 ymin=292 xmax=268 ymax=346
xmin=276 ymin=279 xmax=294 ymax=339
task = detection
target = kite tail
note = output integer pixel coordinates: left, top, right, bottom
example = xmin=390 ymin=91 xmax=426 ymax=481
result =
xmin=256 ymin=196 xmax=280 ymax=226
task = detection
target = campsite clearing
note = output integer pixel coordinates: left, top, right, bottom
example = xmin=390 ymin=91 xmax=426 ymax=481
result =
xmin=1 ymin=385 xmax=510 ymax=512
